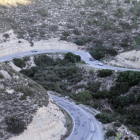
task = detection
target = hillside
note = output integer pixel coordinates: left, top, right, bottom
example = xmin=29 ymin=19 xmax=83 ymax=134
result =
xmin=0 ymin=63 xmax=67 ymax=140
xmin=0 ymin=0 xmax=140 ymax=53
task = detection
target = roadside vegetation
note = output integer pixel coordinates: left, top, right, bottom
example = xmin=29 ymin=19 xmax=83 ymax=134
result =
xmin=18 ymin=52 xmax=140 ymax=139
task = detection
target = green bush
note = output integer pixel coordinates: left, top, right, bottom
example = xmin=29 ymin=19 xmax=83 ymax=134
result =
xmin=114 ymin=121 xmax=121 ymax=127
xmin=64 ymin=52 xmax=81 ymax=63
xmin=5 ymin=117 xmax=26 ymax=134
xmin=110 ymin=82 xmax=130 ymax=97
xmin=73 ymin=29 xmax=81 ymax=35
xmin=3 ymin=33 xmax=9 ymax=39
xmin=76 ymin=90 xmax=92 ymax=103
xmin=135 ymin=36 xmax=140 ymax=45
xmin=49 ymin=25 xmax=58 ymax=32
xmin=98 ymin=69 xmax=113 ymax=77
xmin=129 ymin=89 xmax=140 ymax=104
xmin=90 ymin=48 xmax=105 ymax=60
xmin=119 ymin=21 xmax=131 ymax=30
xmin=106 ymin=48 xmax=118 ymax=56
xmin=116 ymin=71 xmax=140 ymax=87
xmin=114 ymin=96 xmax=130 ymax=108
xmin=62 ymin=31 xmax=70 ymax=36
xmin=89 ymin=47 xmax=117 ymax=60
xmin=13 ymin=58 xmax=26 ymax=68
xmin=114 ymin=8 xmax=124 ymax=18
xmin=110 ymin=71 xmax=140 ymax=99
xmin=34 ymin=55 xmax=54 ymax=67
xmin=53 ymin=81 xmax=62 ymax=93
xmin=89 ymin=69 xmax=94 ymax=74
xmin=86 ymin=81 xmax=101 ymax=93
xmin=95 ymin=90 xmax=111 ymax=99
xmin=38 ymin=9 xmax=48 ymax=17
xmin=106 ymin=130 xmax=116 ymax=138
xmin=23 ymin=56 xmax=30 ymax=61
xmin=20 ymin=69 xmax=35 ymax=77
xmin=75 ymin=39 xmax=85 ymax=46
xmin=95 ymin=113 xmax=114 ymax=124
xmin=0 ymin=73 xmax=4 ymax=79
xmin=129 ymin=127 xmax=140 ymax=136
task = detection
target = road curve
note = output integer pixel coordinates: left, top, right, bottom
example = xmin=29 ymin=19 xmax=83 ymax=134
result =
xmin=0 ymin=49 xmax=140 ymax=72
xmin=49 ymin=93 xmax=103 ymax=140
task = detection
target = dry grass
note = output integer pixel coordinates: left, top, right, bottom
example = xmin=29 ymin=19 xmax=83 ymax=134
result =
xmin=0 ymin=0 xmax=32 ymax=6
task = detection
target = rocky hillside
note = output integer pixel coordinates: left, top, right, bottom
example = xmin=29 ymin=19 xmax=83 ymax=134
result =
xmin=0 ymin=63 xmax=67 ymax=140
xmin=0 ymin=0 xmax=140 ymax=55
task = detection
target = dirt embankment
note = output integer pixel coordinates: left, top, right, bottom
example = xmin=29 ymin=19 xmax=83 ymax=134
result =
xmin=9 ymin=97 xmax=67 ymax=140
xmin=106 ymin=50 xmax=140 ymax=69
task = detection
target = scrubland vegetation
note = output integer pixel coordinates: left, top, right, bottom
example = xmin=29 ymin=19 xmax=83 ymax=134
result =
xmin=17 ymin=52 xmax=140 ymax=139
xmin=1 ymin=0 xmax=140 ymax=60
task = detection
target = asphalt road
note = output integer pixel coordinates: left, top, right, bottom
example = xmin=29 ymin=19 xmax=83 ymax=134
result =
xmin=0 ymin=49 xmax=140 ymax=72
xmin=49 ymin=93 xmax=103 ymax=140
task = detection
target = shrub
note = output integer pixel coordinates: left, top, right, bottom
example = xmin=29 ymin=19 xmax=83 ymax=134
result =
xmin=135 ymin=36 xmax=140 ymax=45
xmin=119 ymin=21 xmax=131 ymax=30
xmin=114 ymin=96 xmax=130 ymax=108
xmin=53 ymin=81 xmax=62 ymax=93
xmin=3 ymin=33 xmax=9 ymax=39
xmin=5 ymin=117 xmax=26 ymax=134
xmin=114 ymin=8 xmax=124 ymax=18
xmin=129 ymin=127 xmax=140 ymax=136
xmin=20 ymin=69 xmax=35 ymax=77
xmin=13 ymin=58 xmax=26 ymax=68
xmin=114 ymin=121 xmax=121 ymax=127
xmin=76 ymin=90 xmax=92 ymax=103
xmin=89 ymin=69 xmax=94 ymax=74
xmin=90 ymin=47 xmax=117 ymax=59
xmin=49 ymin=25 xmax=58 ymax=32
xmin=107 ymin=48 xmax=118 ymax=56
xmin=106 ymin=130 xmax=116 ymax=138
xmin=80 ymin=11 xmax=85 ymax=15
xmin=90 ymin=48 xmax=105 ymax=60
xmin=0 ymin=73 xmax=4 ymax=79
xmin=64 ymin=52 xmax=81 ymax=63
xmin=86 ymin=81 xmax=101 ymax=93
xmin=34 ymin=55 xmax=54 ymax=66
xmin=98 ymin=69 xmax=113 ymax=77
xmin=38 ymin=9 xmax=48 ymax=17
xmin=116 ymin=71 xmax=140 ymax=87
xmin=62 ymin=31 xmax=70 ymax=36
xmin=75 ymin=39 xmax=85 ymax=46
xmin=30 ymin=41 xmax=34 ymax=46
xmin=73 ymin=29 xmax=81 ymax=35
xmin=23 ymin=56 xmax=30 ymax=61
xmin=95 ymin=113 xmax=114 ymax=124
xmin=110 ymin=82 xmax=130 ymax=97
xmin=95 ymin=90 xmax=111 ymax=99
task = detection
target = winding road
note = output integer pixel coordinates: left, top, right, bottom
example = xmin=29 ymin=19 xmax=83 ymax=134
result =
xmin=49 ymin=93 xmax=103 ymax=140
xmin=0 ymin=49 xmax=140 ymax=140
xmin=0 ymin=49 xmax=140 ymax=72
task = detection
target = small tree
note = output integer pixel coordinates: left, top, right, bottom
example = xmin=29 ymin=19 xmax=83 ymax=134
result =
xmin=133 ymin=16 xmax=138 ymax=28
xmin=106 ymin=20 xmax=111 ymax=29
xmin=132 ymin=40 xmax=137 ymax=49
xmin=97 ymin=17 xmax=101 ymax=26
